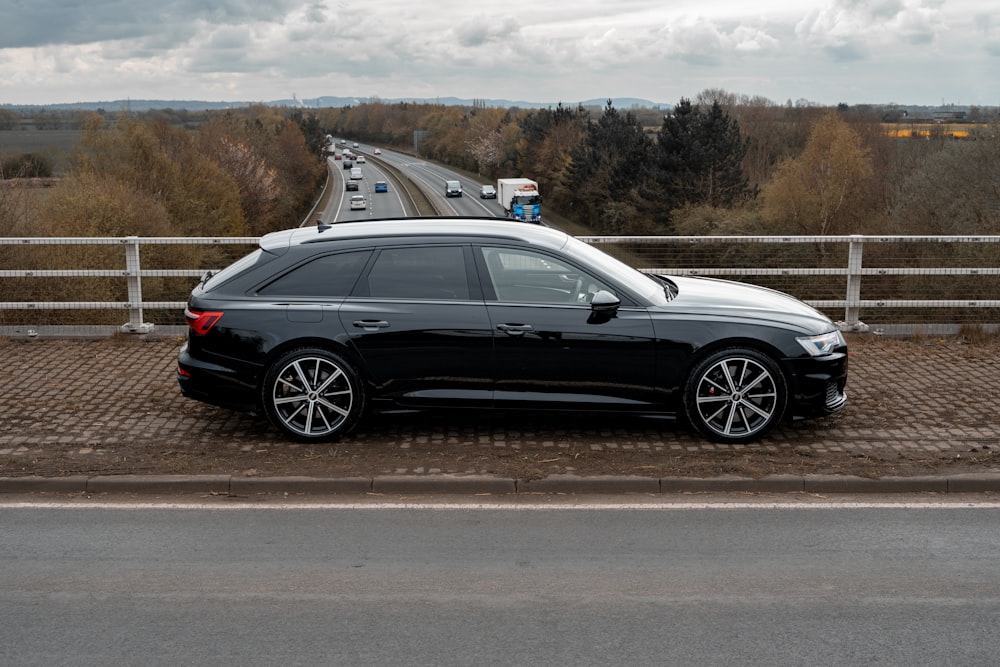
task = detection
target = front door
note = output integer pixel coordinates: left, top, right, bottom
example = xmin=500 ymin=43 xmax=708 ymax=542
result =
xmin=478 ymin=245 xmax=657 ymax=410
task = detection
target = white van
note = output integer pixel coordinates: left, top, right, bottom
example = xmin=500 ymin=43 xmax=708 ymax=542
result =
xmin=445 ymin=180 xmax=462 ymax=197
xmin=350 ymin=167 xmax=363 ymax=180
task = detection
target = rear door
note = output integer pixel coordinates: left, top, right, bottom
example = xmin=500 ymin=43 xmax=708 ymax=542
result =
xmin=340 ymin=244 xmax=493 ymax=407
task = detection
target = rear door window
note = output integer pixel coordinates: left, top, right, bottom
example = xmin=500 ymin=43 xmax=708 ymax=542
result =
xmin=257 ymin=250 xmax=372 ymax=297
xmin=361 ymin=246 xmax=471 ymax=300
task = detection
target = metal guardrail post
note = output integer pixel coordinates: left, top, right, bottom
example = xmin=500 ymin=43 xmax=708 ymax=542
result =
xmin=840 ymin=235 xmax=868 ymax=332
xmin=121 ymin=236 xmax=154 ymax=334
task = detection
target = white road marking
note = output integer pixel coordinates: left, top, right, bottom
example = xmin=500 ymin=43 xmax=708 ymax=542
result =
xmin=3 ymin=500 xmax=1000 ymax=511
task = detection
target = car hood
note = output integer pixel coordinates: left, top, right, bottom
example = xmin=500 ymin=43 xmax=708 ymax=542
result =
xmin=660 ymin=275 xmax=836 ymax=334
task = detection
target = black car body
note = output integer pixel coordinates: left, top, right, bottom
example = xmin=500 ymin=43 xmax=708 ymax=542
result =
xmin=178 ymin=218 xmax=848 ymax=443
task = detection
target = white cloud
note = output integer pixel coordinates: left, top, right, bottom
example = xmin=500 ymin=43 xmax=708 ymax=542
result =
xmin=0 ymin=0 xmax=995 ymax=107
xmin=653 ymin=16 xmax=781 ymax=65
xmin=453 ymin=16 xmax=521 ymax=48
xmin=796 ymin=0 xmax=944 ymax=59
xmin=732 ymin=26 xmax=782 ymax=53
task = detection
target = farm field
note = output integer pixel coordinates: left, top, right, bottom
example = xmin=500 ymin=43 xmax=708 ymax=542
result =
xmin=0 ymin=129 xmax=82 ymax=151
xmin=882 ymin=122 xmax=973 ymax=139
xmin=0 ymin=129 xmax=81 ymax=174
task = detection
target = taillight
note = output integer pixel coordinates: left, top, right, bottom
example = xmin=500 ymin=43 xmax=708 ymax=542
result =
xmin=185 ymin=308 xmax=223 ymax=335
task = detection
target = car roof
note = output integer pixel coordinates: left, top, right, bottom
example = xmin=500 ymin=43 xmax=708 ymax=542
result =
xmin=261 ymin=217 xmax=569 ymax=252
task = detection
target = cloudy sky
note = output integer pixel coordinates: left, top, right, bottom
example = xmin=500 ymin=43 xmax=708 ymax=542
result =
xmin=1 ymin=0 xmax=997 ymax=107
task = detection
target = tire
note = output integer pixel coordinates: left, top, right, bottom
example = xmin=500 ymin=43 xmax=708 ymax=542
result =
xmin=683 ymin=347 xmax=787 ymax=443
xmin=262 ymin=347 xmax=364 ymax=442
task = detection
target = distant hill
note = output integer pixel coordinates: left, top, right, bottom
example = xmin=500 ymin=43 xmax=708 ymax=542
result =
xmin=1 ymin=96 xmax=670 ymax=113
xmin=300 ymin=96 xmax=669 ymax=110
xmin=5 ymin=97 xmax=973 ymax=117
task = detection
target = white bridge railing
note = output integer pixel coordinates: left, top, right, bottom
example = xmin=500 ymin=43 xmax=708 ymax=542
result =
xmin=2 ymin=234 xmax=999 ymax=334
xmin=0 ymin=236 xmax=258 ymax=333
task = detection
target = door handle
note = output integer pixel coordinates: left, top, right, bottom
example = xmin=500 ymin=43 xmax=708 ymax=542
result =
xmin=353 ymin=320 xmax=390 ymax=331
xmin=496 ymin=323 xmax=533 ymax=336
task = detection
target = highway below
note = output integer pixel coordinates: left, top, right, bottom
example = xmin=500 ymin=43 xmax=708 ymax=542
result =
xmin=319 ymin=153 xmax=411 ymax=222
xmin=323 ymin=142 xmax=514 ymax=221
xmin=2 ymin=500 xmax=999 ymax=665
xmin=369 ymin=146 xmax=504 ymax=218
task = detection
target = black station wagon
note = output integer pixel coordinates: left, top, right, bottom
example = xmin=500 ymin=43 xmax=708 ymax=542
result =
xmin=178 ymin=218 xmax=848 ymax=443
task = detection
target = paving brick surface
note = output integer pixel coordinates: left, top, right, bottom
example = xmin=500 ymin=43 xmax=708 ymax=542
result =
xmin=1 ymin=334 xmax=998 ymax=481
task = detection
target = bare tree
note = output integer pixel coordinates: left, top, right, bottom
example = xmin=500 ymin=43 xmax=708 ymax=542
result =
xmin=761 ymin=112 xmax=874 ymax=237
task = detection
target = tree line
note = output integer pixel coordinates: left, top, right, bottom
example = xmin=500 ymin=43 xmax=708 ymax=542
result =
xmin=315 ymin=92 xmax=1000 ymax=238
xmin=2 ymin=93 xmax=999 ymax=242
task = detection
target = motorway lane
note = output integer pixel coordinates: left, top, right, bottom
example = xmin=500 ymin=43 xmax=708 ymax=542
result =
xmin=362 ymin=146 xmax=505 ymax=219
xmin=321 ymin=156 xmax=408 ymax=223
xmin=2 ymin=501 xmax=1000 ymax=665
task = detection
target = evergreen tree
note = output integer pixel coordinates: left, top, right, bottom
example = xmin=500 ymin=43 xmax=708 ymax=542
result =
xmin=565 ymin=101 xmax=651 ymax=233
xmin=650 ymin=99 xmax=754 ymax=227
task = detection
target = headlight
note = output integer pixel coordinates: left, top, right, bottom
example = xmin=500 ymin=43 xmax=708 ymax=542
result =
xmin=796 ymin=330 xmax=845 ymax=357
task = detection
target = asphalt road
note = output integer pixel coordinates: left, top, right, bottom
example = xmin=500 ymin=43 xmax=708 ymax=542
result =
xmin=321 ymin=155 xmax=409 ymax=222
xmin=3 ymin=501 xmax=999 ymax=666
xmin=369 ymin=145 xmax=506 ymax=219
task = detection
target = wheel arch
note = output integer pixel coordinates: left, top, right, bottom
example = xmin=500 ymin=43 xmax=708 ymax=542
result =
xmin=683 ymin=336 xmax=793 ymax=384
xmin=254 ymin=336 xmax=368 ymax=402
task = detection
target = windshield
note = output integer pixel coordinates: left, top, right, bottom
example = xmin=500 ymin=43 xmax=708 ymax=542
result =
xmin=514 ymin=194 xmax=540 ymax=205
xmin=562 ymin=236 xmax=669 ymax=306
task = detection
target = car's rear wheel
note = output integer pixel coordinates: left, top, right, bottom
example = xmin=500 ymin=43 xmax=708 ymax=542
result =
xmin=262 ymin=348 xmax=364 ymax=441
xmin=683 ymin=347 xmax=787 ymax=443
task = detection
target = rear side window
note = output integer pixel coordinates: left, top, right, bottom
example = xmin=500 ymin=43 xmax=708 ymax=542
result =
xmin=364 ymin=246 xmax=470 ymax=300
xmin=203 ymin=249 xmax=268 ymax=293
xmin=258 ymin=250 xmax=372 ymax=297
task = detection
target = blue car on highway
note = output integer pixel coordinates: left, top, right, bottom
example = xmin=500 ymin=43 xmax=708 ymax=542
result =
xmin=374 ymin=180 xmax=388 ymax=193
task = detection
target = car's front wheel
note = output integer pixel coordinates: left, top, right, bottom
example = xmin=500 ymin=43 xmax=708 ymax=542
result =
xmin=683 ymin=348 xmax=787 ymax=443
xmin=262 ymin=348 xmax=364 ymax=441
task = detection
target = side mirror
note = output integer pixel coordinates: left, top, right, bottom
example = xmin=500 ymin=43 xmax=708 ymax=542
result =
xmin=590 ymin=290 xmax=622 ymax=318
xmin=590 ymin=290 xmax=620 ymax=313
xmin=588 ymin=290 xmax=619 ymax=324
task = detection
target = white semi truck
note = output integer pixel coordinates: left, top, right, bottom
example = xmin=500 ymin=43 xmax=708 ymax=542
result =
xmin=497 ymin=178 xmax=541 ymax=223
